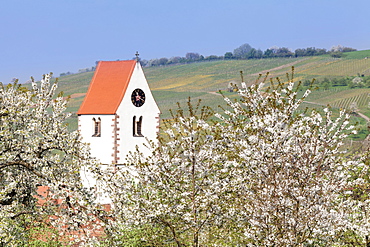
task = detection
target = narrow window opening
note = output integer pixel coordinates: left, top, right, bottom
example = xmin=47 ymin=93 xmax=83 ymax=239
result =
xmin=133 ymin=116 xmax=143 ymax=137
xmin=92 ymin=117 xmax=101 ymax=137
xmin=137 ymin=116 xmax=142 ymax=136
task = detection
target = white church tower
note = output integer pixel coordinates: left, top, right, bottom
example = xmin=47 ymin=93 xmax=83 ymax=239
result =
xmin=77 ymin=59 xmax=160 ymax=166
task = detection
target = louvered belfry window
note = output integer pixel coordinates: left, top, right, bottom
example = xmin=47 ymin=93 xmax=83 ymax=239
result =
xmin=133 ymin=116 xmax=143 ymax=137
xmin=92 ymin=118 xmax=101 ymax=137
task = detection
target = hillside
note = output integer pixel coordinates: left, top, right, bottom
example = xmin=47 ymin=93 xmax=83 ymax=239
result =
xmin=58 ymin=50 xmax=370 ymax=139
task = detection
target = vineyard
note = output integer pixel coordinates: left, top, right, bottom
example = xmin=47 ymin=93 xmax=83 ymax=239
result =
xmin=301 ymin=58 xmax=370 ymax=76
xmin=51 ymin=50 xmax=370 ymax=139
xmin=331 ymin=92 xmax=370 ymax=110
xmin=144 ymin=57 xmax=306 ymax=92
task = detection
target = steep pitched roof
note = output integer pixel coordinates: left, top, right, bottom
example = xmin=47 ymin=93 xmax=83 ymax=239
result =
xmin=77 ymin=60 xmax=136 ymax=115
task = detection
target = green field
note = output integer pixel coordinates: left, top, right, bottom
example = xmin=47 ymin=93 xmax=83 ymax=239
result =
xmin=55 ymin=50 xmax=370 ymax=139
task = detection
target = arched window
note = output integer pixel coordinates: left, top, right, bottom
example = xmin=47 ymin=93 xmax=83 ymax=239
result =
xmin=92 ymin=117 xmax=101 ymax=137
xmin=133 ymin=116 xmax=143 ymax=137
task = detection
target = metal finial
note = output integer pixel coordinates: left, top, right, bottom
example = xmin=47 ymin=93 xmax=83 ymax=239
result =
xmin=135 ymin=51 xmax=140 ymax=61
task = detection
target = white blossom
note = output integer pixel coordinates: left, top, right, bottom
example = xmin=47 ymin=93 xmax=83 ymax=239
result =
xmin=0 ymin=75 xmax=102 ymax=245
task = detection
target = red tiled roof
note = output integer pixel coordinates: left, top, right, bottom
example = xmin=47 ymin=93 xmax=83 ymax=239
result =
xmin=77 ymin=60 xmax=137 ymax=115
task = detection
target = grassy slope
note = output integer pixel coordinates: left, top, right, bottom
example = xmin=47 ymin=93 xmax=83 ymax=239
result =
xmin=57 ymin=50 xmax=370 ymax=139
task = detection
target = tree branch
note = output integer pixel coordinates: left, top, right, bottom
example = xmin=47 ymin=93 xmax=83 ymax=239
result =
xmin=0 ymin=161 xmax=49 ymax=181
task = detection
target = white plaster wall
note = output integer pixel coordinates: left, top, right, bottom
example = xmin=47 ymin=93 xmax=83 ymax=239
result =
xmin=116 ymin=63 xmax=160 ymax=162
xmin=78 ymin=114 xmax=115 ymax=164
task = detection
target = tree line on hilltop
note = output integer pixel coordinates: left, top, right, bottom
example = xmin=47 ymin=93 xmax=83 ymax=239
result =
xmin=59 ymin=44 xmax=357 ymax=77
xmin=140 ymin=43 xmax=356 ymax=67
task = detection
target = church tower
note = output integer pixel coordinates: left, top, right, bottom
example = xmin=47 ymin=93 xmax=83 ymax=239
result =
xmin=77 ymin=59 xmax=160 ymax=166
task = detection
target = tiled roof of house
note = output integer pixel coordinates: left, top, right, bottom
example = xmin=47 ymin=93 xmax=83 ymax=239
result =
xmin=77 ymin=60 xmax=136 ymax=115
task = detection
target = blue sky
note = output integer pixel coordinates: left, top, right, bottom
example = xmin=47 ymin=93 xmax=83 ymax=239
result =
xmin=1 ymin=0 xmax=369 ymax=83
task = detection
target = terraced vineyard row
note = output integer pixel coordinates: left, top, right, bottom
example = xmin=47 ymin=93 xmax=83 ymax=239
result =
xmin=331 ymin=92 xmax=370 ymax=109
xmin=302 ymin=58 xmax=370 ymax=76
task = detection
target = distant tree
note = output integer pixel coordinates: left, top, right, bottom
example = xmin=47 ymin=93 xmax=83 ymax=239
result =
xmin=342 ymin=47 xmax=357 ymax=52
xmin=263 ymin=48 xmax=274 ymax=58
xmin=328 ymin=78 xmax=342 ymax=87
xmin=148 ymin=58 xmax=160 ymax=66
xmin=247 ymin=48 xmax=257 ymax=59
xmin=78 ymin=68 xmax=91 ymax=73
xmin=284 ymin=47 xmax=327 ymax=57
xmin=331 ymin=45 xmax=356 ymax=53
xmin=139 ymin=59 xmax=148 ymax=67
xmin=158 ymin=57 xmax=169 ymax=66
xmin=269 ymin=46 xmax=279 ymax=54
xmin=295 ymin=48 xmax=306 ymax=57
xmin=275 ymin=47 xmax=294 ymax=57
xmin=331 ymin=45 xmax=345 ymax=52
xmin=331 ymin=51 xmax=343 ymax=58
xmin=205 ymin=55 xmax=219 ymax=60
xmin=321 ymin=77 xmax=330 ymax=85
xmin=256 ymin=49 xmax=263 ymax=59
xmin=364 ymin=77 xmax=370 ymax=88
xmin=168 ymin=56 xmax=182 ymax=64
xmin=331 ymin=78 xmax=339 ymax=87
xmin=316 ymin=48 xmax=327 ymax=55
xmin=224 ymin=52 xmax=233 ymax=59
xmin=323 ymin=80 xmax=331 ymax=90
xmin=246 ymin=48 xmax=263 ymax=59
xmin=305 ymin=47 xmax=317 ymax=56
xmin=185 ymin=52 xmax=200 ymax=61
xmin=60 ymin=71 xmax=76 ymax=77
xmin=330 ymin=45 xmax=353 ymax=58
xmin=348 ymin=81 xmax=356 ymax=88
xmin=337 ymin=78 xmax=348 ymax=86
xmin=233 ymin=43 xmax=253 ymax=59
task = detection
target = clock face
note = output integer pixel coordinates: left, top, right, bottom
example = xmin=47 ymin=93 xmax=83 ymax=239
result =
xmin=131 ymin=88 xmax=146 ymax=107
